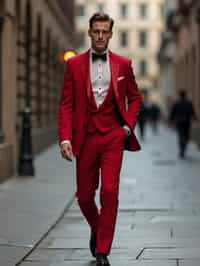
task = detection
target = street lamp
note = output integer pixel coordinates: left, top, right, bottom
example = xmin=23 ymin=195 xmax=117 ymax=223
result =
xmin=18 ymin=3 xmax=34 ymax=176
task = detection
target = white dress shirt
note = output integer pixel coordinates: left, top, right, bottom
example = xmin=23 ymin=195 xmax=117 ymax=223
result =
xmin=90 ymin=48 xmax=110 ymax=107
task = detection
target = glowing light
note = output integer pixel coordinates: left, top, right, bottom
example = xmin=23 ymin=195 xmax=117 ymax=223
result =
xmin=63 ymin=50 xmax=76 ymax=62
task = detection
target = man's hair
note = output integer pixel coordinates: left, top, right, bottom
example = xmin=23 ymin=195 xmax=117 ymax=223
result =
xmin=89 ymin=13 xmax=114 ymax=31
xmin=179 ymin=90 xmax=186 ymax=99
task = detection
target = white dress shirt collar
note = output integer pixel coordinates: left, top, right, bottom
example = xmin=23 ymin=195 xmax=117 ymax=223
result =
xmin=90 ymin=48 xmax=109 ymax=56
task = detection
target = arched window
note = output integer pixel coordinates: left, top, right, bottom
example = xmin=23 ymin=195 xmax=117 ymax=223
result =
xmin=139 ymin=59 xmax=148 ymax=76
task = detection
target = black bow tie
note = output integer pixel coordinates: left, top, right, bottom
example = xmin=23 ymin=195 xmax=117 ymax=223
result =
xmin=92 ymin=53 xmax=107 ymax=62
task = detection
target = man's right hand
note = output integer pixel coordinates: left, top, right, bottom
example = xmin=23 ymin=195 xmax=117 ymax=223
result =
xmin=60 ymin=142 xmax=73 ymax=161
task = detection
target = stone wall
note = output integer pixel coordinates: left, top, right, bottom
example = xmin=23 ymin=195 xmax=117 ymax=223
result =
xmin=0 ymin=0 xmax=75 ymax=181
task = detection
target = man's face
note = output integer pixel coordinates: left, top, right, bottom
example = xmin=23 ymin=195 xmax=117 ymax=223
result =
xmin=88 ymin=21 xmax=112 ymax=53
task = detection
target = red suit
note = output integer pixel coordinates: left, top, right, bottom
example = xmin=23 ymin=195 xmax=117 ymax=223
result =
xmin=59 ymin=50 xmax=141 ymax=254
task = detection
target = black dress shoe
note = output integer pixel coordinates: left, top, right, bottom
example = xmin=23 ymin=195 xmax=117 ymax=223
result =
xmin=96 ymin=253 xmax=110 ymax=266
xmin=89 ymin=231 xmax=96 ymax=257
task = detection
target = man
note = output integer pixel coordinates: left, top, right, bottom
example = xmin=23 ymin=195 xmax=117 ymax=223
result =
xmin=59 ymin=13 xmax=141 ymax=266
xmin=169 ymin=90 xmax=197 ymax=158
xmin=137 ymin=90 xmax=150 ymax=141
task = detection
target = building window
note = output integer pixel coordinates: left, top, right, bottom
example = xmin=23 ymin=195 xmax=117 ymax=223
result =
xmin=76 ymin=4 xmax=85 ymax=17
xmin=139 ymin=59 xmax=148 ymax=76
xmin=120 ymin=31 xmax=128 ymax=47
xmin=97 ymin=3 xmax=104 ymax=13
xmin=139 ymin=3 xmax=148 ymax=18
xmin=0 ymin=16 xmax=4 ymax=142
xmin=77 ymin=32 xmax=85 ymax=47
xmin=139 ymin=31 xmax=147 ymax=47
xmin=160 ymin=3 xmax=164 ymax=18
xmin=119 ymin=3 xmax=128 ymax=19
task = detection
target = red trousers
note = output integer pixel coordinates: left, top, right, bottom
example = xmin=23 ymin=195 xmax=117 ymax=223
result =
xmin=76 ymin=127 xmax=126 ymax=254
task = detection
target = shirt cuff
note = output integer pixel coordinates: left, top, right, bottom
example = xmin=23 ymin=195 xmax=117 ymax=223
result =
xmin=123 ymin=125 xmax=131 ymax=136
xmin=60 ymin=140 xmax=71 ymax=146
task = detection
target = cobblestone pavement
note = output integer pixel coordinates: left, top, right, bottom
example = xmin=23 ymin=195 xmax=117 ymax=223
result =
xmin=1 ymin=125 xmax=200 ymax=266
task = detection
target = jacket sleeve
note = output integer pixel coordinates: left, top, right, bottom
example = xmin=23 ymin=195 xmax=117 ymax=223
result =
xmin=58 ymin=60 xmax=73 ymax=142
xmin=126 ymin=60 xmax=142 ymax=129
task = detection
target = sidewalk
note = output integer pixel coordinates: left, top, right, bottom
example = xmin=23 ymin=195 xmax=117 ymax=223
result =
xmin=0 ymin=144 xmax=76 ymax=266
xmin=1 ymin=124 xmax=200 ymax=266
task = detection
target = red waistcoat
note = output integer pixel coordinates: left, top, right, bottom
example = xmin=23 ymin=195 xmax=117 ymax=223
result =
xmin=87 ymin=81 xmax=122 ymax=133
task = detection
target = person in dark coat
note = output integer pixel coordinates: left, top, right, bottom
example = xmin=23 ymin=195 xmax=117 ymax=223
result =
xmin=169 ymin=90 xmax=197 ymax=158
xmin=137 ymin=90 xmax=150 ymax=140
xmin=149 ymin=102 xmax=161 ymax=133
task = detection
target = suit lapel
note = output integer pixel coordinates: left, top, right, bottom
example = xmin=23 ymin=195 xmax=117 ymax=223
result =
xmin=109 ymin=51 xmax=119 ymax=100
xmin=81 ymin=50 xmax=92 ymax=100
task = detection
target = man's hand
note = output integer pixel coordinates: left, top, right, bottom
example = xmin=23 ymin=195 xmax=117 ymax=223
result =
xmin=60 ymin=142 xmax=73 ymax=161
xmin=123 ymin=125 xmax=131 ymax=137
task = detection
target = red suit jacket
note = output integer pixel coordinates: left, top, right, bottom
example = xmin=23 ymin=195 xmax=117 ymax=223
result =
xmin=58 ymin=50 xmax=142 ymax=156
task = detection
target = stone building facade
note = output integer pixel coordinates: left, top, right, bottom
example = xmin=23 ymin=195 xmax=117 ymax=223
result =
xmin=160 ymin=0 xmax=200 ymax=146
xmin=158 ymin=0 xmax=178 ymax=115
xmin=0 ymin=0 xmax=75 ymax=181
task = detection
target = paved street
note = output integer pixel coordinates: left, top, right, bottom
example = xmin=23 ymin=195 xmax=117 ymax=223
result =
xmin=1 ymin=124 xmax=200 ymax=266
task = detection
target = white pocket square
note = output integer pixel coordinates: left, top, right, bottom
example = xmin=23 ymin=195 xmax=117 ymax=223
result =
xmin=117 ymin=76 xmax=125 ymax=81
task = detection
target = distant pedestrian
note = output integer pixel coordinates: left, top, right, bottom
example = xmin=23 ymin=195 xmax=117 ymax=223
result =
xmin=169 ymin=90 xmax=197 ymax=158
xmin=137 ymin=90 xmax=150 ymax=140
xmin=149 ymin=102 xmax=161 ymax=133
xmin=58 ymin=13 xmax=142 ymax=266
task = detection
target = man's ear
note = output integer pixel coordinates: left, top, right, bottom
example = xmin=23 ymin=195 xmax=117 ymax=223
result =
xmin=88 ymin=29 xmax=91 ymax=37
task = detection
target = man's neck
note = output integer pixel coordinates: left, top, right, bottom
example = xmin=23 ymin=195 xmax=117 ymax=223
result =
xmin=90 ymin=48 xmax=108 ymax=54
